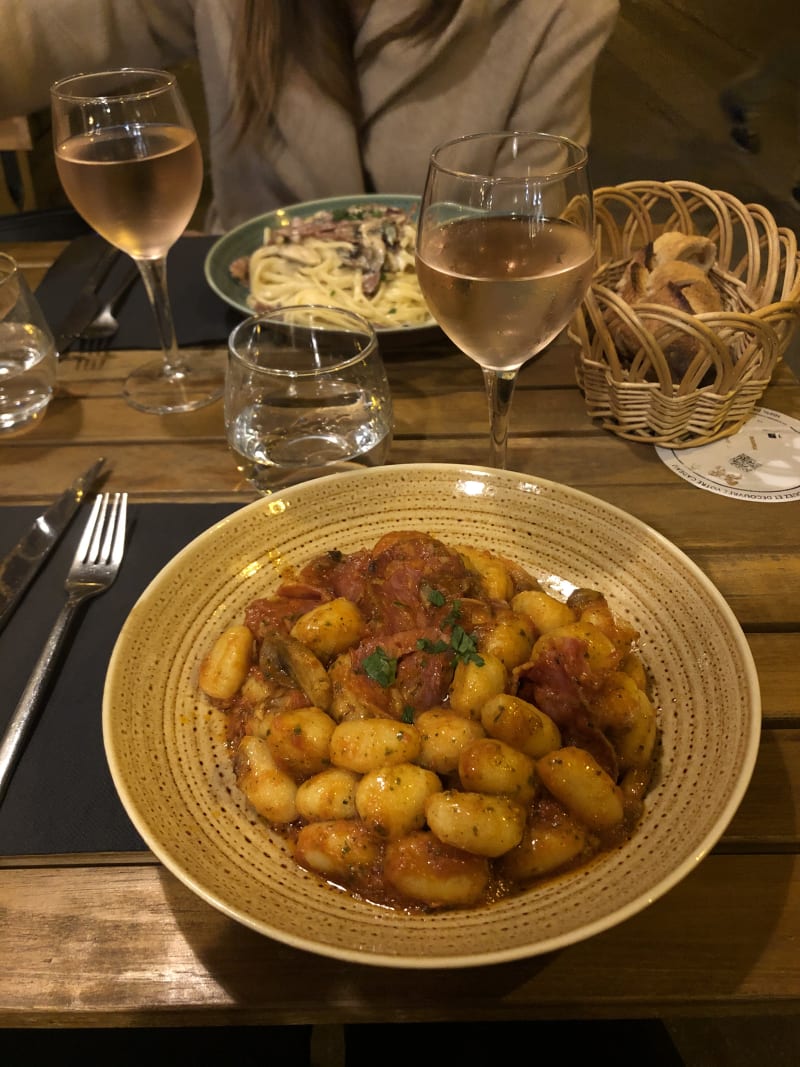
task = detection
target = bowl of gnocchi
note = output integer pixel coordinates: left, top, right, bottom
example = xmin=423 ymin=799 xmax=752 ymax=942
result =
xmin=103 ymin=463 xmax=760 ymax=968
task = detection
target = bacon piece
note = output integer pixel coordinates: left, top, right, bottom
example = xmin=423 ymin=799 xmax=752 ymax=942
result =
xmin=245 ymin=595 xmax=325 ymax=638
xmin=274 ymin=582 xmax=328 ymax=602
xmin=330 ymin=647 xmax=393 ymax=719
xmin=514 ymin=637 xmax=587 ymax=728
xmin=298 ymin=532 xmax=476 ymax=637
xmin=298 ymin=548 xmax=371 ymax=603
xmin=229 ymin=255 xmax=249 ymax=282
xmin=514 ymin=634 xmax=621 ymax=781
xmin=395 ymin=648 xmax=454 ymax=712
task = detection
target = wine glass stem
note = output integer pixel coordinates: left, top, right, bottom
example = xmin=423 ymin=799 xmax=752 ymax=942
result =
xmin=483 ymin=367 xmax=518 ymax=469
xmin=134 ymin=256 xmax=186 ymax=378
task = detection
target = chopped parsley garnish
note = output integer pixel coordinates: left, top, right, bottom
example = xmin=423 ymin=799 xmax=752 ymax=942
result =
xmin=416 ymin=637 xmax=450 ymax=654
xmin=426 ymin=588 xmax=446 ymax=607
xmin=450 ymin=625 xmax=484 ymax=666
xmin=401 ymin=705 xmax=415 ymax=724
xmin=363 ymin=592 xmax=483 ymax=689
xmin=442 ymin=599 xmax=462 ymax=628
xmin=363 ymin=647 xmax=398 ymax=687
xmin=417 ymin=590 xmax=483 ymax=664
xmin=424 ymin=586 xmax=461 ymax=626
xmin=416 ymin=628 xmax=484 ymax=666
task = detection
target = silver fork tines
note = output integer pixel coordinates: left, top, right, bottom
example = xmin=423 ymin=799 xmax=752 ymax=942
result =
xmin=77 ymin=266 xmax=139 ymax=353
xmin=0 ymin=491 xmax=128 ymax=805
xmin=72 ymin=492 xmax=127 ymax=589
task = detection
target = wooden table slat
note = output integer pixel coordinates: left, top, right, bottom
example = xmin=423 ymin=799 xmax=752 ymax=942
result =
xmin=1 ymin=854 xmax=799 ymax=1025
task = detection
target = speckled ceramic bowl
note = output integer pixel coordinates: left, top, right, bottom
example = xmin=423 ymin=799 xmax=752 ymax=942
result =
xmin=102 ymin=464 xmax=761 ymax=968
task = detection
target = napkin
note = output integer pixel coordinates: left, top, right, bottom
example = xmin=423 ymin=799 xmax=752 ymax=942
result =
xmin=0 ymin=502 xmax=239 ymax=856
xmin=35 ymin=233 xmax=244 ymax=349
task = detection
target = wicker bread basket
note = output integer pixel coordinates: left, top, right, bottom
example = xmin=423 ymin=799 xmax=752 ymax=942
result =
xmin=570 ymin=179 xmax=800 ymax=447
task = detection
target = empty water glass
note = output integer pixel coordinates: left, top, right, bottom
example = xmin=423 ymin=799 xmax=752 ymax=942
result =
xmin=0 ymin=253 xmax=57 ymax=435
xmin=226 ymin=305 xmax=394 ymax=494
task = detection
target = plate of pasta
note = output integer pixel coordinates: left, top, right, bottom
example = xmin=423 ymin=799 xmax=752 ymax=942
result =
xmin=204 ymin=193 xmax=435 ymax=331
xmin=103 ymin=464 xmax=760 ymax=968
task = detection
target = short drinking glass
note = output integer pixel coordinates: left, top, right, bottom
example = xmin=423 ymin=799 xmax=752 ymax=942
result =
xmin=0 ymin=252 xmax=57 ymax=435
xmin=225 ymin=305 xmax=394 ymax=494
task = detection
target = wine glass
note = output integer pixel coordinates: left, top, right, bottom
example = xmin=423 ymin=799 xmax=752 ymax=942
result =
xmin=415 ymin=131 xmax=594 ymax=469
xmin=50 ymin=67 xmax=225 ymax=414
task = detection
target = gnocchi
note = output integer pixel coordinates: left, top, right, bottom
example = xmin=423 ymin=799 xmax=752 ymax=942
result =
xmin=295 ymin=767 xmax=360 ymax=822
xmin=455 ymin=544 xmax=515 ymax=601
xmin=536 ymin=746 xmax=625 ymax=831
xmin=198 ymin=625 xmax=253 ymax=701
xmin=449 ymin=651 xmax=507 ymax=719
xmin=499 ymin=809 xmax=590 ymax=881
xmin=199 ymin=530 xmax=658 ymax=912
xmin=329 ymin=719 xmax=421 ymax=773
xmin=511 ymin=589 xmax=576 ymax=634
xmin=479 ymin=693 xmax=561 ymax=759
xmin=415 ymin=708 xmax=485 ymax=774
xmin=384 ymin=831 xmax=490 ymax=907
xmin=478 ymin=613 xmax=535 ymax=670
xmin=457 ymin=738 xmax=536 ymax=804
xmin=425 ymin=790 xmax=527 ymax=857
xmin=290 ymin=597 xmax=365 ymax=662
xmin=263 ymin=706 xmax=336 ymax=778
xmin=233 ymin=735 xmax=298 ymax=824
xmin=355 ymin=762 xmax=442 ymax=838
xmin=294 ymin=820 xmax=382 ymax=883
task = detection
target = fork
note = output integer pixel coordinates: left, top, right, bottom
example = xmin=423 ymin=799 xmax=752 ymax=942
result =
xmin=0 ymin=492 xmax=128 ymax=805
xmin=77 ymin=263 xmax=140 ymax=350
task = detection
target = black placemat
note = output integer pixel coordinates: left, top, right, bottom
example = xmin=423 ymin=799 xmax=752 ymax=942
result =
xmin=35 ymin=234 xmax=244 ymax=349
xmin=0 ymin=502 xmax=240 ymax=856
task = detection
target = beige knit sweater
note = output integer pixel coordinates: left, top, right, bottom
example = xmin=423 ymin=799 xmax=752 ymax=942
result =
xmin=0 ymin=0 xmax=618 ymax=230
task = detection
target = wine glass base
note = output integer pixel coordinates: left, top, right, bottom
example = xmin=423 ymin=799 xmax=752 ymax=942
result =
xmin=123 ymin=356 xmax=225 ymax=415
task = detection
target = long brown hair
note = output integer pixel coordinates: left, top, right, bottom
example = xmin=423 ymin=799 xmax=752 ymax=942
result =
xmin=231 ymin=0 xmax=464 ymax=143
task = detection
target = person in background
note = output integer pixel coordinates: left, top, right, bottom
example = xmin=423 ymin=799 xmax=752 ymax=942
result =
xmin=0 ymin=0 xmax=618 ymax=231
xmin=719 ymin=26 xmax=800 ymax=207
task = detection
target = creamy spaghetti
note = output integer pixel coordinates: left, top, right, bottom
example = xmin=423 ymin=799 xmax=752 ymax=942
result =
xmin=229 ymin=204 xmax=433 ymax=329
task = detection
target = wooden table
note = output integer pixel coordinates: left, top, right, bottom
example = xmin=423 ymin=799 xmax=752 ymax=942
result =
xmin=1 ymin=239 xmax=799 ymax=1028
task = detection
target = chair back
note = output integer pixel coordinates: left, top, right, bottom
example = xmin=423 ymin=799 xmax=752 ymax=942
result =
xmin=0 ymin=117 xmax=35 ymax=213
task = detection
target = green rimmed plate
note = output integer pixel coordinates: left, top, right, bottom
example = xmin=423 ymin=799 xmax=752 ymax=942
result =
xmin=204 ymin=193 xmax=434 ymax=333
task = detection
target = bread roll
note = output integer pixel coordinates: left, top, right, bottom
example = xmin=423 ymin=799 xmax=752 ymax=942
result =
xmin=611 ymin=231 xmax=722 ymax=380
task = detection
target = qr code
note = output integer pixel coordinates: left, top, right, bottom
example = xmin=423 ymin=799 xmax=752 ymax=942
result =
xmin=730 ymin=452 xmax=760 ymax=473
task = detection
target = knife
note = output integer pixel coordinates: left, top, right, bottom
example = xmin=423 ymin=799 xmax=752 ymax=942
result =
xmin=54 ymin=244 xmax=121 ymax=356
xmin=0 ymin=458 xmax=107 ymax=635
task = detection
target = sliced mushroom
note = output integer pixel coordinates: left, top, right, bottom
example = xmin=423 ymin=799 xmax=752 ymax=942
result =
xmin=566 ymin=587 xmax=604 ymax=615
xmin=380 ymin=220 xmax=398 ymax=248
xmin=259 ymin=631 xmax=332 ymax=711
xmin=347 ymin=233 xmax=386 ymax=297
